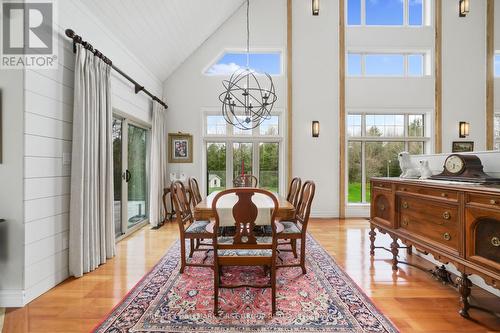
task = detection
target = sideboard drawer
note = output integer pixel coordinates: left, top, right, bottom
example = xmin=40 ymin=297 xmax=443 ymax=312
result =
xmin=398 ymin=196 xmax=459 ymax=252
xmin=372 ymin=181 xmax=392 ymax=191
xmin=371 ymin=190 xmax=394 ymax=228
xmin=396 ymin=184 xmax=458 ymax=202
xmin=467 ymin=193 xmax=500 ymax=210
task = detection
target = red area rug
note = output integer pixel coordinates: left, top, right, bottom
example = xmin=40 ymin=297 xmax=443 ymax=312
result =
xmin=93 ymin=234 xmax=398 ymax=332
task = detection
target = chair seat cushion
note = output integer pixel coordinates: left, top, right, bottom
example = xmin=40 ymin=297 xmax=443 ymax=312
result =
xmin=185 ymin=220 xmax=210 ymax=234
xmin=280 ymin=221 xmax=301 ymax=234
xmin=218 ymin=249 xmax=272 ymax=257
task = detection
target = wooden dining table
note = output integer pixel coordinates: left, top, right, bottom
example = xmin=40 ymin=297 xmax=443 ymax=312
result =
xmin=194 ymin=190 xmax=295 ymax=234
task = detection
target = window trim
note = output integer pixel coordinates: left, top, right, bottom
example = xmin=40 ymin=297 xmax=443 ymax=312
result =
xmin=202 ymin=48 xmax=285 ymax=77
xmin=346 ymin=112 xmax=431 ymax=204
xmin=347 ymin=0 xmax=431 ymax=27
xmin=347 ymin=51 xmax=432 ymax=77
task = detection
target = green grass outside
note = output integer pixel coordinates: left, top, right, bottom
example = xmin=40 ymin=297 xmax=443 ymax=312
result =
xmin=348 ymin=182 xmax=370 ymax=203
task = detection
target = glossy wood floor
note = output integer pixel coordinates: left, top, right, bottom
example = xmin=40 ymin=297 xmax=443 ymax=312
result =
xmin=3 ymin=219 xmax=500 ymax=333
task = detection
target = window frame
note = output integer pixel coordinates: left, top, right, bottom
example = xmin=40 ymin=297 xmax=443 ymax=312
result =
xmin=202 ymin=109 xmax=285 ymax=195
xmin=347 ymin=0 xmax=431 ymax=27
xmin=202 ymin=49 xmax=284 ymax=77
xmin=347 ymin=51 xmax=432 ymax=77
xmin=346 ymin=112 xmax=431 ymax=204
xmin=495 ymin=112 xmax=500 ymax=149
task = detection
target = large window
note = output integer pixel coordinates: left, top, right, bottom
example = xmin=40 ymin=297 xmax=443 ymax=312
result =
xmin=347 ymin=52 xmax=429 ymax=77
xmin=205 ymin=52 xmax=282 ymax=76
xmin=204 ymin=114 xmax=282 ymax=194
xmin=495 ymin=114 xmax=500 ymax=150
xmin=348 ymin=0 xmax=427 ymax=26
xmin=347 ymin=113 xmax=428 ymax=203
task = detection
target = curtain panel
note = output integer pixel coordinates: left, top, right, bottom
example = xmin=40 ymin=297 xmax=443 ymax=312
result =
xmin=149 ymin=101 xmax=168 ymax=227
xmin=69 ymin=44 xmax=115 ymax=278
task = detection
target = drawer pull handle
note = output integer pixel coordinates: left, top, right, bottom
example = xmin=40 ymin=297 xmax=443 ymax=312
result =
xmin=402 ymin=202 xmax=409 ymax=209
xmin=492 ymin=237 xmax=500 ymax=247
xmin=489 ymin=199 xmax=498 ymax=205
xmin=401 ymin=217 xmax=409 ymax=226
xmin=442 ymin=211 xmax=451 ymax=220
xmin=441 ymin=193 xmax=448 ymax=198
xmin=443 ymin=232 xmax=451 ymax=241
xmin=401 ymin=187 xmax=407 ymax=191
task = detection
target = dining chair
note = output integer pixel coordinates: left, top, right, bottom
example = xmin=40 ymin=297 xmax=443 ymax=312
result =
xmin=233 ymin=174 xmax=258 ymax=187
xmin=188 ymin=177 xmax=203 ymax=208
xmin=171 ymin=181 xmax=214 ymax=273
xmin=286 ymin=177 xmax=302 ymax=207
xmin=212 ymin=188 xmax=279 ymax=316
xmin=277 ymin=181 xmax=315 ymax=274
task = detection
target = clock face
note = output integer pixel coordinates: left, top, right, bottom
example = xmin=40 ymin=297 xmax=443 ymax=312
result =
xmin=445 ymin=155 xmax=465 ymax=174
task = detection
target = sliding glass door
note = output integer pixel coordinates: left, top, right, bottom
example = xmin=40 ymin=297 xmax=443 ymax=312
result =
xmin=113 ymin=116 xmax=149 ymax=238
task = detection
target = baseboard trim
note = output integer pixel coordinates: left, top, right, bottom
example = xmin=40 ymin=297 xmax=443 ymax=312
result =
xmin=310 ymin=211 xmax=338 ymax=218
xmin=0 ymin=290 xmax=25 ymax=307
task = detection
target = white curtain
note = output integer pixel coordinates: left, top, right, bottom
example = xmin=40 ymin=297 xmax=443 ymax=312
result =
xmin=149 ymin=101 xmax=168 ymax=227
xmin=69 ymin=44 xmax=115 ymax=278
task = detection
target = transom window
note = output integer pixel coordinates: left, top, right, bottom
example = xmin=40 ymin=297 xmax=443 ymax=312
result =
xmin=347 ymin=113 xmax=429 ymax=203
xmin=348 ymin=0 xmax=428 ymax=26
xmin=204 ymin=52 xmax=282 ymax=76
xmin=347 ymin=52 xmax=430 ymax=77
xmin=204 ymin=113 xmax=282 ymax=194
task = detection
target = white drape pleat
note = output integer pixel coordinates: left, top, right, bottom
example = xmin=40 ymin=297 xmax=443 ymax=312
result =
xmin=149 ymin=101 xmax=168 ymax=227
xmin=69 ymin=44 xmax=115 ymax=278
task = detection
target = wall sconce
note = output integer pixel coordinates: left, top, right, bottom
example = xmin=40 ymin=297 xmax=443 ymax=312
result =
xmin=459 ymin=0 xmax=469 ymax=17
xmin=312 ymin=0 xmax=319 ymax=16
xmin=312 ymin=121 xmax=320 ymax=137
xmin=459 ymin=121 xmax=470 ymax=138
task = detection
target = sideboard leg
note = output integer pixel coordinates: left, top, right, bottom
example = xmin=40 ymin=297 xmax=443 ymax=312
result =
xmin=369 ymin=225 xmax=376 ymax=256
xmin=457 ymin=272 xmax=472 ymax=318
xmin=390 ymin=234 xmax=399 ymax=271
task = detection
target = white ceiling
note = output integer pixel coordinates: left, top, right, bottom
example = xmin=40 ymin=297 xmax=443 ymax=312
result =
xmin=82 ymin=0 xmax=244 ymax=82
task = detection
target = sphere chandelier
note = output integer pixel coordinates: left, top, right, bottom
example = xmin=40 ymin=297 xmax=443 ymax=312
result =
xmin=219 ymin=0 xmax=277 ymax=130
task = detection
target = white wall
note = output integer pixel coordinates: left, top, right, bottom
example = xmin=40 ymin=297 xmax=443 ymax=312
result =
xmin=0 ymin=71 xmax=25 ymax=306
xmin=163 ymin=0 xmax=287 ymax=196
xmin=0 ymin=0 xmax=163 ymax=307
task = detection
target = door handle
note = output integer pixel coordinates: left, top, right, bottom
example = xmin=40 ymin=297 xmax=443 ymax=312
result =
xmin=123 ymin=170 xmax=131 ymax=182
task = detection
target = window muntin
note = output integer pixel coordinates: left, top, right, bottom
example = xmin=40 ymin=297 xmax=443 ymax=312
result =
xmin=205 ymin=52 xmax=282 ymax=76
xmin=348 ymin=0 xmax=427 ymax=26
xmin=347 ymin=113 xmax=428 ymax=203
xmin=347 ymin=52 xmax=428 ymax=77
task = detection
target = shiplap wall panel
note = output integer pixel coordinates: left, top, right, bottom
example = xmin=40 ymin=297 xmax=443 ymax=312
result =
xmin=25 ymin=157 xmax=70 ymax=178
xmin=25 ymin=213 xmax=69 ymax=245
xmin=25 ymin=135 xmax=72 ymax=158
xmin=24 ymin=177 xmax=71 ymax=201
xmin=25 ymin=250 xmax=69 ymax=289
xmin=25 ymin=113 xmax=72 ymax=141
xmin=24 ymin=195 xmax=70 ymax=223
xmin=25 ymin=90 xmax=73 ymax=122
xmin=25 ymin=231 xmax=69 ymax=267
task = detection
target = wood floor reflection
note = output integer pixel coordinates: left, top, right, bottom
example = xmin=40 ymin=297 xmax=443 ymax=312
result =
xmin=3 ymin=219 xmax=499 ymax=332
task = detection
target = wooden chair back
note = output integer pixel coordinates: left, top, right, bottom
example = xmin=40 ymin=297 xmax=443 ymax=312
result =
xmin=286 ymin=177 xmax=302 ymax=207
xmin=295 ymin=181 xmax=315 ymax=232
xmin=188 ymin=177 xmax=202 ymax=208
xmin=170 ymin=181 xmax=194 ymax=233
xmin=233 ymin=174 xmax=258 ymax=188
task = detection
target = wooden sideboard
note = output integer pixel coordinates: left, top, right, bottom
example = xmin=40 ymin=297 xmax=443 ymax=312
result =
xmin=370 ymin=177 xmax=499 ymax=318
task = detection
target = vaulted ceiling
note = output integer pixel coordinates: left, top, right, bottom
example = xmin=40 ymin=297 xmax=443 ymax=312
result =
xmin=82 ymin=0 xmax=244 ymax=82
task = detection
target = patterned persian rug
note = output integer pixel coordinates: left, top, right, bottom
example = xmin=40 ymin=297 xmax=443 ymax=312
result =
xmin=93 ymin=234 xmax=398 ymax=333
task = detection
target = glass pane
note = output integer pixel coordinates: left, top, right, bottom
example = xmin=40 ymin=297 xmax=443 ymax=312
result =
xmin=233 ymin=142 xmax=253 ymax=181
xmin=259 ymin=116 xmax=279 ymax=136
xmin=366 ymin=0 xmax=403 ymax=25
xmin=365 ymin=142 xmax=404 ymax=202
xmin=408 ymin=114 xmax=424 ymax=137
xmin=495 ymin=55 xmax=500 ymax=77
xmin=207 ymin=116 xmax=227 ymax=135
xmin=207 ymin=142 xmax=226 ymax=194
xmin=409 ymin=0 xmax=423 ymax=26
xmin=409 ymin=141 xmax=425 ymax=155
xmin=494 ymin=115 xmax=500 ymax=137
xmin=205 ymin=52 xmax=281 ymax=75
xmin=127 ymin=124 xmax=148 ymax=228
xmin=348 ymin=141 xmax=362 ymax=203
xmin=347 ymin=0 xmax=361 ymax=25
xmin=112 ymin=118 xmax=123 ymax=237
xmin=365 ymin=54 xmax=404 ymax=76
xmin=495 ymin=142 xmax=500 ymax=150
xmin=408 ymin=54 xmax=424 ymax=76
xmin=366 ymin=114 xmax=404 ymax=137
xmin=259 ymin=143 xmax=279 ymax=192
xmin=347 ymin=54 xmax=362 ymax=76
xmin=347 ymin=114 xmax=362 ymax=137
xmin=233 ymin=116 xmax=253 ymax=135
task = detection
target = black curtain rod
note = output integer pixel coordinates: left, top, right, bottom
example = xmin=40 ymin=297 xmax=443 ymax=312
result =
xmin=65 ymin=28 xmax=168 ymax=109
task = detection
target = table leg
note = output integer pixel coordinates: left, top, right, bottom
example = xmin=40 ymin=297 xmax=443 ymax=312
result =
xmin=457 ymin=272 xmax=472 ymax=318
xmin=369 ymin=224 xmax=376 ymax=256
xmin=390 ymin=234 xmax=399 ymax=271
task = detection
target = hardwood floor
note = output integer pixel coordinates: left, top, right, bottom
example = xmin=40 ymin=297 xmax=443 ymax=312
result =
xmin=3 ymin=219 xmax=499 ymax=332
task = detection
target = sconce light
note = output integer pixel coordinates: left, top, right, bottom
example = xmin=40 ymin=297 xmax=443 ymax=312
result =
xmin=459 ymin=121 xmax=470 ymax=138
xmin=312 ymin=0 xmax=319 ymax=16
xmin=312 ymin=121 xmax=320 ymax=137
xmin=459 ymin=0 xmax=469 ymax=17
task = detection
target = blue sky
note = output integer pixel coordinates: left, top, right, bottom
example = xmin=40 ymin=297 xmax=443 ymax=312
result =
xmin=347 ymin=53 xmax=423 ymax=76
xmin=348 ymin=0 xmax=422 ymax=26
xmin=206 ymin=52 xmax=281 ymax=75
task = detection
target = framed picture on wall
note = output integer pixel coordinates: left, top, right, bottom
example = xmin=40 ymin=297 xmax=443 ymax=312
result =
xmin=168 ymin=133 xmax=193 ymax=163
xmin=452 ymin=141 xmax=474 ymax=153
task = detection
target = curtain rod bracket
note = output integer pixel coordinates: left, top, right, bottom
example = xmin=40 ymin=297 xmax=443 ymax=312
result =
xmin=135 ymin=85 xmax=145 ymax=94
